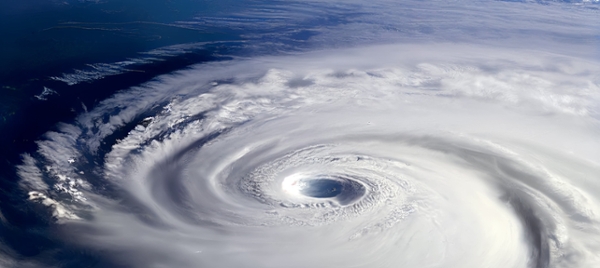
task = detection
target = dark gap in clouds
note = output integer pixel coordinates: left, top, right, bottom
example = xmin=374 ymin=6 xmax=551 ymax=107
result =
xmin=403 ymin=135 xmax=553 ymax=267
xmin=496 ymin=169 xmax=551 ymax=268
xmin=145 ymin=112 xmax=212 ymax=145
xmin=415 ymin=79 xmax=443 ymax=91
xmin=328 ymin=71 xmax=356 ymax=78
xmin=88 ymin=105 xmax=167 ymax=165
xmin=286 ymin=77 xmax=315 ymax=88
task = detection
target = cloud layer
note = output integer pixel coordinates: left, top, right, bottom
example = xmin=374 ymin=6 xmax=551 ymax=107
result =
xmin=13 ymin=0 xmax=600 ymax=267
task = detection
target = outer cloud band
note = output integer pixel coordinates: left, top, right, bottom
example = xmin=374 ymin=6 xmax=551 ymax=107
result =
xmin=16 ymin=42 xmax=600 ymax=267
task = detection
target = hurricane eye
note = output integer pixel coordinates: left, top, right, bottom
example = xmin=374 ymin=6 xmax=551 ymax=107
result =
xmin=299 ymin=178 xmax=343 ymax=198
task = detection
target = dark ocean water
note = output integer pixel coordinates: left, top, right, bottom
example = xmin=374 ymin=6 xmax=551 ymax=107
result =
xmin=0 ymin=1 xmax=242 ymax=266
xmin=1 ymin=0 xmax=599 ymax=267
xmin=0 ymin=1 xmax=357 ymax=265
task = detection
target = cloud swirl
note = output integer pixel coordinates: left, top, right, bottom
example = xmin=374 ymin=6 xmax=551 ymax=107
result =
xmin=14 ymin=0 xmax=600 ymax=267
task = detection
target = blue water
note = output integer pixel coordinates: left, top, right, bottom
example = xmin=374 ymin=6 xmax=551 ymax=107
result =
xmin=0 ymin=1 xmax=246 ymax=266
xmin=301 ymin=179 xmax=344 ymax=198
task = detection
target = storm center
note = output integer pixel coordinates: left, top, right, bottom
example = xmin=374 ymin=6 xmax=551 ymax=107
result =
xmin=299 ymin=179 xmax=343 ymax=198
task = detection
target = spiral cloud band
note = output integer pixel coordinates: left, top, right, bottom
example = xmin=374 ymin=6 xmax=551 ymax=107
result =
xmin=15 ymin=1 xmax=600 ymax=267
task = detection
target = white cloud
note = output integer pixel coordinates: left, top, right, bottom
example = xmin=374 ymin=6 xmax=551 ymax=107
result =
xmin=14 ymin=0 xmax=600 ymax=267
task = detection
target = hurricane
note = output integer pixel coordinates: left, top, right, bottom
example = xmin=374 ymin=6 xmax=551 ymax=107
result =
xmin=4 ymin=0 xmax=600 ymax=267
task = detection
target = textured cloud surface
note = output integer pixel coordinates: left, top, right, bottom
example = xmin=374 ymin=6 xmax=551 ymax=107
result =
xmin=15 ymin=0 xmax=600 ymax=267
